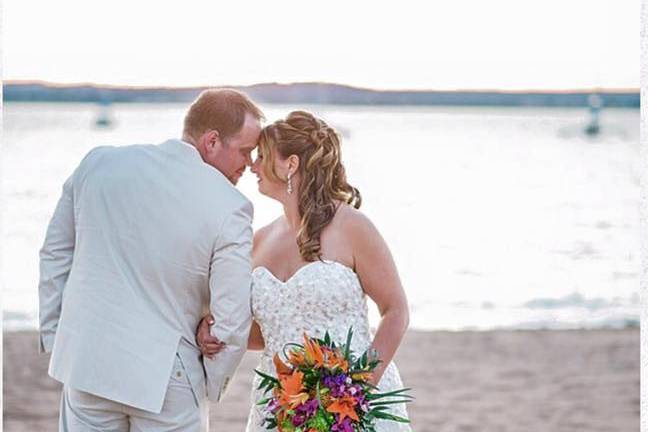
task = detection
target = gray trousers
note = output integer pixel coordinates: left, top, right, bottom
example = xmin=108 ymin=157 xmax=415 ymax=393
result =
xmin=59 ymin=355 xmax=208 ymax=431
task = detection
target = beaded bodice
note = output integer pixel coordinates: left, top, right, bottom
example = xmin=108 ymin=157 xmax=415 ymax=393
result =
xmin=252 ymin=260 xmax=372 ymax=357
xmin=245 ymin=260 xmax=411 ymax=432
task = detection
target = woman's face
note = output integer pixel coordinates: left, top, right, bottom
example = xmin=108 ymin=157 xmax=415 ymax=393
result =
xmin=251 ymin=148 xmax=291 ymax=200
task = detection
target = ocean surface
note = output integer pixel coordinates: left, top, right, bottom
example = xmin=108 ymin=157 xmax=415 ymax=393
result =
xmin=2 ymin=102 xmax=640 ymax=331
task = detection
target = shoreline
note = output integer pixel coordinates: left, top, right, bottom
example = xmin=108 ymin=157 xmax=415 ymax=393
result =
xmin=3 ymin=329 xmax=639 ymax=431
xmin=3 ymin=317 xmax=640 ymax=334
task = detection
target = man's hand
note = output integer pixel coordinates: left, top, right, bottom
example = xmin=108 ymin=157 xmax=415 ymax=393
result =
xmin=196 ymin=314 xmax=226 ymax=359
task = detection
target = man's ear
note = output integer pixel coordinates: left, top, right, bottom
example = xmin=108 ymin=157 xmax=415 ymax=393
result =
xmin=201 ymin=130 xmax=221 ymax=152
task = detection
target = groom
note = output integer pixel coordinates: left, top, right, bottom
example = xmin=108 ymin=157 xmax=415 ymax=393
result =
xmin=38 ymin=89 xmax=263 ymax=431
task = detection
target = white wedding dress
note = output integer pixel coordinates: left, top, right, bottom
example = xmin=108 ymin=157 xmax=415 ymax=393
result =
xmin=245 ymin=260 xmax=411 ymax=431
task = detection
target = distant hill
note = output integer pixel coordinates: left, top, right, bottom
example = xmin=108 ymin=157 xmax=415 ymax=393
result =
xmin=2 ymin=81 xmax=639 ymax=108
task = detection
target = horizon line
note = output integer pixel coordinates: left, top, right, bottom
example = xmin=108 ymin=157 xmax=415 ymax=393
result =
xmin=2 ymin=79 xmax=640 ymax=94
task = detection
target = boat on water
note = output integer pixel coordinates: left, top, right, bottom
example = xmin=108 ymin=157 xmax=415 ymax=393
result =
xmin=584 ymin=94 xmax=602 ymax=136
xmin=94 ymin=100 xmax=115 ymax=128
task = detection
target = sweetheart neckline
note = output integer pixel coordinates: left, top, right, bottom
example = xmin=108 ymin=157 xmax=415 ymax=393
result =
xmin=252 ymin=260 xmax=355 ymax=285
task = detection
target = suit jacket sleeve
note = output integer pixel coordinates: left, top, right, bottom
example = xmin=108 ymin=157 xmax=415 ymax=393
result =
xmin=204 ymin=199 xmax=254 ymax=402
xmin=38 ymin=173 xmax=76 ymax=354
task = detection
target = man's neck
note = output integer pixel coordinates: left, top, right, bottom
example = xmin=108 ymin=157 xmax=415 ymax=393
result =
xmin=181 ymin=132 xmax=198 ymax=143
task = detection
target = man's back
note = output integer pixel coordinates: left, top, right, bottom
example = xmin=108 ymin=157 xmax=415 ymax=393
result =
xmin=40 ymin=139 xmax=253 ymax=413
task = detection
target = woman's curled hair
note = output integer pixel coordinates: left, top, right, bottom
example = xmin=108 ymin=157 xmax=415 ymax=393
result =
xmin=258 ymin=111 xmax=361 ymax=261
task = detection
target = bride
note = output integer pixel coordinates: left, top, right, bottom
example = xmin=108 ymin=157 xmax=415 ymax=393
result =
xmin=198 ymin=111 xmax=411 ymax=431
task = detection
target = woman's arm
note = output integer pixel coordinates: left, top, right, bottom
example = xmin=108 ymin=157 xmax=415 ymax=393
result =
xmin=347 ymin=210 xmax=410 ymax=385
xmin=246 ymin=222 xmax=275 ymax=352
xmin=248 ymin=320 xmax=265 ymax=350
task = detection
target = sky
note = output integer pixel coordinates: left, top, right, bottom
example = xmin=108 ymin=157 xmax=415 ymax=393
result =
xmin=2 ymin=0 xmax=640 ymax=90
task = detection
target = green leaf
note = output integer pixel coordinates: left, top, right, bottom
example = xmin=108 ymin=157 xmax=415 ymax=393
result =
xmin=369 ymin=399 xmax=413 ymax=406
xmin=264 ymin=417 xmax=278 ymax=429
xmin=256 ymin=396 xmax=272 ymax=406
xmin=369 ymin=406 xmax=390 ymax=412
xmin=255 ymin=369 xmax=280 ymax=383
xmin=366 ymin=388 xmax=412 ymax=400
xmin=315 ymin=380 xmax=323 ymax=409
xmin=282 ymin=343 xmax=304 ymax=360
xmin=371 ymin=411 xmax=411 ymax=423
xmin=344 ymin=327 xmax=354 ymax=360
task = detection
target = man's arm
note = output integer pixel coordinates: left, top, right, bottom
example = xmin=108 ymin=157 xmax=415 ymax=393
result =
xmin=38 ymin=174 xmax=76 ymax=353
xmin=204 ymin=199 xmax=254 ymax=401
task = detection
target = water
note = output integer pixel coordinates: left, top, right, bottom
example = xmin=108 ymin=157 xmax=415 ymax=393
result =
xmin=2 ymin=102 xmax=640 ymax=331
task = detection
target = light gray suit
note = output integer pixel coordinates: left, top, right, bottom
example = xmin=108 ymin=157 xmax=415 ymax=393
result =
xmin=39 ymin=139 xmax=253 ymax=429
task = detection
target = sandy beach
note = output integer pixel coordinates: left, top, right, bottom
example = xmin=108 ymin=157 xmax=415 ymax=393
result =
xmin=3 ymin=329 xmax=638 ymax=431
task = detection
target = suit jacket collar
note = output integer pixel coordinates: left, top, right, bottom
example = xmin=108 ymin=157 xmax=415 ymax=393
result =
xmin=159 ymin=138 xmax=205 ymax=165
xmin=158 ymin=138 xmax=236 ymax=187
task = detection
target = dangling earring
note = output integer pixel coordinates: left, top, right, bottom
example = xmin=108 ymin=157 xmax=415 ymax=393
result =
xmin=287 ymin=172 xmax=293 ymax=195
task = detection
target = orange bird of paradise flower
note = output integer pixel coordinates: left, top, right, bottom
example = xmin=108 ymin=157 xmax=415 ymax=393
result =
xmin=273 ymin=353 xmax=293 ymax=378
xmin=351 ymin=371 xmax=373 ymax=382
xmin=325 ymin=349 xmax=349 ymax=372
xmin=278 ymin=370 xmax=309 ymax=409
xmin=326 ymin=394 xmax=360 ymax=423
xmin=288 ymin=348 xmax=306 ymax=366
xmin=303 ymin=333 xmax=325 ymax=367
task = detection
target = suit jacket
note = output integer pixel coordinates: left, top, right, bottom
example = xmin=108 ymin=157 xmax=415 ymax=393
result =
xmin=38 ymin=139 xmax=253 ymax=413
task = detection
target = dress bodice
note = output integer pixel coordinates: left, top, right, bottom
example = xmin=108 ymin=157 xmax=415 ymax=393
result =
xmin=246 ymin=260 xmax=411 ymax=432
xmin=252 ymin=260 xmax=373 ymax=358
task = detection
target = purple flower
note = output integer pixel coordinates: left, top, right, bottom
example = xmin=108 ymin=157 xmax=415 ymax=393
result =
xmin=296 ymin=399 xmax=319 ymax=417
xmin=323 ymin=374 xmax=347 ymax=388
xmin=292 ymin=414 xmax=306 ymax=427
xmin=353 ymin=387 xmax=366 ymax=405
xmin=323 ymin=374 xmax=349 ymax=398
xmin=266 ymin=399 xmax=280 ymax=414
xmin=331 ymin=417 xmax=354 ymax=432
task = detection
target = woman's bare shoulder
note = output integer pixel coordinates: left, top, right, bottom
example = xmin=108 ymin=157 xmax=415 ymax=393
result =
xmin=335 ymin=204 xmax=377 ymax=237
xmin=253 ymin=217 xmax=284 ymax=244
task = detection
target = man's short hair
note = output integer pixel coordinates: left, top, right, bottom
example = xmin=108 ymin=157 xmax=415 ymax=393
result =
xmin=183 ymin=89 xmax=264 ymax=141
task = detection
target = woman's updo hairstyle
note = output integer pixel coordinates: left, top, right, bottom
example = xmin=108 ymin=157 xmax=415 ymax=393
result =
xmin=258 ymin=111 xmax=362 ymax=261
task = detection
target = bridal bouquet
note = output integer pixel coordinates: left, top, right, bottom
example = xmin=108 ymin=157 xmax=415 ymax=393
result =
xmin=255 ymin=329 xmax=412 ymax=432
